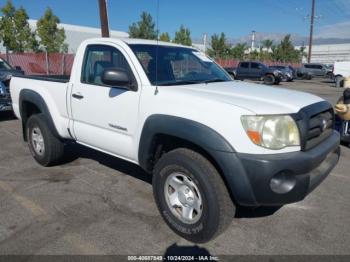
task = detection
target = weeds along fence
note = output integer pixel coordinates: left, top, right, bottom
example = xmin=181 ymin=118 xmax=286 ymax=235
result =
xmin=0 ymin=53 xmax=75 ymax=75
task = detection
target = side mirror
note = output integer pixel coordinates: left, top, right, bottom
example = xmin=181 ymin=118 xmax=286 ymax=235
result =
xmin=101 ymin=68 xmax=136 ymax=90
xmin=15 ymin=66 xmax=22 ymax=71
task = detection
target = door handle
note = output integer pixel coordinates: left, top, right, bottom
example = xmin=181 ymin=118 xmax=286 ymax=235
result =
xmin=72 ymin=93 xmax=84 ymax=99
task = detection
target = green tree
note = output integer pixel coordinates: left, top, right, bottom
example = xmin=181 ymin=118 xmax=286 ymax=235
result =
xmin=207 ymin=33 xmax=228 ymax=58
xmin=174 ymin=25 xmax=192 ymax=46
xmin=230 ymin=43 xmax=247 ymax=60
xmin=270 ymin=35 xmax=301 ymax=63
xmin=261 ymin=39 xmax=274 ymax=51
xmin=13 ymin=6 xmax=38 ymax=52
xmin=258 ymin=39 xmax=274 ymax=61
xmin=159 ymin=32 xmax=170 ymax=42
xmin=36 ymin=8 xmax=67 ymax=53
xmin=0 ymin=0 xmax=38 ymax=52
xmin=129 ymin=12 xmax=157 ymax=40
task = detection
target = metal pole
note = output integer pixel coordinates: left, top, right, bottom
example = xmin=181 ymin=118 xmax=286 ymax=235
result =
xmin=5 ymin=48 xmax=10 ymax=64
xmin=45 ymin=50 xmax=49 ymax=75
xmin=308 ymin=0 xmax=315 ymax=63
xmin=98 ymin=0 xmax=110 ymax=37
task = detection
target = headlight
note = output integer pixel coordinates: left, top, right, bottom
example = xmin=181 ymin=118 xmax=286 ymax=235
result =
xmin=241 ymin=115 xmax=300 ymax=149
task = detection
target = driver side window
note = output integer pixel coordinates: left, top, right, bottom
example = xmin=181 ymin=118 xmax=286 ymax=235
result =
xmin=81 ymin=44 xmax=133 ymax=86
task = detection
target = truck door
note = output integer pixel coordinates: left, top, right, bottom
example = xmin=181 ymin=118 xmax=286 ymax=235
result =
xmin=250 ymin=62 xmax=262 ymax=79
xmin=70 ymin=44 xmax=140 ymax=161
xmin=237 ymin=62 xmax=249 ymax=79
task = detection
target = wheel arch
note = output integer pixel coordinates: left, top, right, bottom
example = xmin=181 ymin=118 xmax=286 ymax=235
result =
xmin=138 ymin=114 xmax=256 ymax=206
xmin=19 ymin=89 xmax=60 ymax=141
xmin=138 ymin=115 xmax=235 ymax=171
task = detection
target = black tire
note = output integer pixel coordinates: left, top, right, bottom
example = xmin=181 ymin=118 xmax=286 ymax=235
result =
xmin=26 ymin=113 xmax=65 ymax=166
xmin=263 ymin=74 xmax=275 ymax=85
xmin=335 ymin=75 xmax=344 ymax=88
xmin=153 ymin=148 xmax=235 ymax=243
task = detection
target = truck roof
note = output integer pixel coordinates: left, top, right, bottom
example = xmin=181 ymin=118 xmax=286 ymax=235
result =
xmin=81 ymin=37 xmax=194 ymax=49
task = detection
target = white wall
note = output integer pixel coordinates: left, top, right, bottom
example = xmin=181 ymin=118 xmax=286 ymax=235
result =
xmin=296 ymin=43 xmax=350 ymax=64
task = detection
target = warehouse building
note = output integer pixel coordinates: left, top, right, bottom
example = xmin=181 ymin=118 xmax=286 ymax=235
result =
xmin=297 ymin=43 xmax=350 ymax=64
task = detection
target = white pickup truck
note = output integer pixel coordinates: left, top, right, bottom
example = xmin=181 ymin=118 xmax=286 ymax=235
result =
xmin=10 ymin=38 xmax=340 ymax=243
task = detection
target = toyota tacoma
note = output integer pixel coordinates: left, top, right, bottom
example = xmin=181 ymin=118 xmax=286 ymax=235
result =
xmin=10 ymin=38 xmax=340 ymax=243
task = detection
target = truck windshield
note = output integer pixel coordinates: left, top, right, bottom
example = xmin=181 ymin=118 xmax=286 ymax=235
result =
xmin=129 ymin=44 xmax=231 ymax=86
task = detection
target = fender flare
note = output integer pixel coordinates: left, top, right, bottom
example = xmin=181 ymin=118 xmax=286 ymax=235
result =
xmin=19 ymin=89 xmax=60 ymax=141
xmin=138 ymin=114 xmax=257 ymax=205
xmin=138 ymin=115 xmax=235 ymax=169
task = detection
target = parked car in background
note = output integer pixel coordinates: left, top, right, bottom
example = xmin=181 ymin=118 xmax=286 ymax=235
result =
xmin=10 ymin=38 xmax=340 ymax=243
xmin=325 ymin=64 xmax=334 ymax=76
xmin=236 ymin=61 xmax=282 ymax=85
xmin=298 ymin=63 xmax=330 ymax=78
xmin=333 ymin=61 xmax=350 ymax=87
xmin=224 ymin=67 xmax=237 ymax=79
xmin=0 ymin=58 xmax=24 ymax=112
xmin=295 ymin=67 xmax=313 ymax=80
xmin=269 ymin=65 xmax=294 ymax=82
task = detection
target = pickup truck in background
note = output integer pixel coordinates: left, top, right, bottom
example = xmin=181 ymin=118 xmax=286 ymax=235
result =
xmin=10 ymin=38 xmax=340 ymax=243
xmin=0 ymin=58 xmax=24 ymax=112
xmin=235 ymin=61 xmax=283 ymax=85
xmin=269 ymin=65 xmax=294 ymax=82
xmin=224 ymin=67 xmax=237 ymax=79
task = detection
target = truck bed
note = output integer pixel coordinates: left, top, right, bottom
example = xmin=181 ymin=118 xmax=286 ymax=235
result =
xmin=10 ymin=75 xmax=71 ymax=138
xmin=13 ymin=74 xmax=70 ymax=83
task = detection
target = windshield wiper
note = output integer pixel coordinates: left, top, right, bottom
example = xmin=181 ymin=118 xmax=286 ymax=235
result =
xmin=158 ymin=80 xmax=201 ymax=86
xmin=157 ymin=79 xmax=229 ymax=86
xmin=200 ymin=78 xmax=228 ymax=84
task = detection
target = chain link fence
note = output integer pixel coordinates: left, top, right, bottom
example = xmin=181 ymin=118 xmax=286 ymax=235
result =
xmin=0 ymin=53 xmax=75 ymax=75
xmin=1 ymin=53 xmax=303 ymax=76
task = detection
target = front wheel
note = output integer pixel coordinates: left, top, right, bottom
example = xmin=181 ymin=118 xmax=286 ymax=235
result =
xmin=153 ymin=148 xmax=235 ymax=243
xmin=263 ymin=74 xmax=275 ymax=85
xmin=26 ymin=113 xmax=65 ymax=166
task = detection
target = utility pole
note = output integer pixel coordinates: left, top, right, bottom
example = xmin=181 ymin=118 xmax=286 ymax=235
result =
xmin=308 ymin=0 xmax=316 ymax=63
xmin=98 ymin=0 xmax=110 ymax=37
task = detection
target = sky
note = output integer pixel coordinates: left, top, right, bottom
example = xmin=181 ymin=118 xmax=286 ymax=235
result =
xmin=2 ymin=0 xmax=350 ymax=43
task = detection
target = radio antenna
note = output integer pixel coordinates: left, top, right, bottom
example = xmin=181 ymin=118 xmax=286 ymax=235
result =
xmin=155 ymin=0 xmax=160 ymax=95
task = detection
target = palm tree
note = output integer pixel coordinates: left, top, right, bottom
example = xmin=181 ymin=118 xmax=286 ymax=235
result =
xmin=261 ymin=39 xmax=274 ymax=51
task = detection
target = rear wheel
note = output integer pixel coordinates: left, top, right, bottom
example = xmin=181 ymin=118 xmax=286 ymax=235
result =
xmin=153 ymin=148 xmax=235 ymax=243
xmin=26 ymin=113 xmax=65 ymax=166
xmin=263 ymin=74 xmax=275 ymax=85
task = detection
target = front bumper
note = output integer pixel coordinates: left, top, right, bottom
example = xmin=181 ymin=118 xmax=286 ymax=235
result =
xmin=214 ymin=131 xmax=340 ymax=206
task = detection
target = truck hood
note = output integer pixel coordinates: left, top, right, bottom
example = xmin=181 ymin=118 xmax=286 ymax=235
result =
xmin=165 ymin=81 xmax=324 ymax=115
